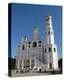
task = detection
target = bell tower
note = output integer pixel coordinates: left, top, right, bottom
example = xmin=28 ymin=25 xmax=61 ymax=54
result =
xmin=45 ymin=16 xmax=58 ymax=69
xmin=46 ymin=16 xmax=54 ymax=44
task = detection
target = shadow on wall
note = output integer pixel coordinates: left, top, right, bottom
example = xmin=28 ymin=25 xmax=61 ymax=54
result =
xmin=58 ymin=58 xmax=62 ymax=73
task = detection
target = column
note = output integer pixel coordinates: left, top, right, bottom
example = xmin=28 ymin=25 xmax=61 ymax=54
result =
xmin=30 ymin=58 xmax=31 ymax=69
xmin=17 ymin=59 xmax=20 ymax=70
xmin=34 ymin=56 xmax=36 ymax=68
xmin=22 ymin=59 xmax=24 ymax=69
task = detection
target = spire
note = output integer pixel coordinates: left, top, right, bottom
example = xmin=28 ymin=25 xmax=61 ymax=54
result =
xmin=21 ymin=35 xmax=28 ymax=43
xmin=46 ymin=16 xmax=53 ymax=28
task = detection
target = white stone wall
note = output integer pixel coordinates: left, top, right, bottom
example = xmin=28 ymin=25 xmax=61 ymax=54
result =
xmin=45 ymin=44 xmax=58 ymax=69
xmin=16 ymin=40 xmax=44 ymax=70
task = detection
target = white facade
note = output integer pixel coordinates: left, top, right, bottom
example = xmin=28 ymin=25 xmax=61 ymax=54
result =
xmin=45 ymin=16 xmax=58 ymax=69
xmin=16 ymin=16 xmax=58 ymax=70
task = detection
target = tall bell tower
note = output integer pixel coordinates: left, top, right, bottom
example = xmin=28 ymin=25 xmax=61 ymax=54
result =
xmin=46 ymin=16 xmax=58 ymax=69
xmin=46 ymin=16 xmax=54 ymax=44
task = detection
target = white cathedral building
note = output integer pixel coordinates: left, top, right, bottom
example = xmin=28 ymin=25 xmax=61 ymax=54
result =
xmin=16 ymin=16 xmax=58 ymax=71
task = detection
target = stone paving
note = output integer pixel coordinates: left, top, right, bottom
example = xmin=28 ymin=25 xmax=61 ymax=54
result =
xmin=11 ymin=69 xmax=61 ymax=77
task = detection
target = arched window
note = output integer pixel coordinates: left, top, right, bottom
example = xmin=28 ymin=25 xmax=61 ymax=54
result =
xmin=32 ymin=42 xmax=37 ymax=47
xmin=39 ymin=44 xmax=41 ymax=47
xmin=48 ymin=31 xmax=50 ymax=34
xmin=39 ymin=41 xmax=42 ymax=43
xmin=49 ymin=48 xmax=51 ymax=52
xmin=29 ymin=45 xmax=30 ymax=48
xmin=28 ymin=41 xmax=31 ymax=44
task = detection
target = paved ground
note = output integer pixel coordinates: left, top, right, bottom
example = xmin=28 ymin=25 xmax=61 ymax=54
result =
xmin=11 ymin=70 xmax=61 ymax=77
xmin=11 ymin=72 xmax=51 ymax=77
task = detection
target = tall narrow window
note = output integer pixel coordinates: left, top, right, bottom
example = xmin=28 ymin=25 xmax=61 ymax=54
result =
xmin=45 ymin=48 xmax=47 ymax=53
xmin=54 ymin=48 xmax=56 ymax=52
xmin=22 ymin=45 xmax=24 ymax=50
xmin=48 ymin=31 xmax=50 ymax=34
xmin=49 ymin=48 xmax=51 ymax=52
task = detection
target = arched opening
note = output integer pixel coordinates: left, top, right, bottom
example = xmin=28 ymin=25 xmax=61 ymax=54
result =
xmin=32 ymin=42 xmax=37 ymax=47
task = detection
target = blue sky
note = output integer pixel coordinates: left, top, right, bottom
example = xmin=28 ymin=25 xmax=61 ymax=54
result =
xmin=11 ymin=3 xmax=62 ymax=59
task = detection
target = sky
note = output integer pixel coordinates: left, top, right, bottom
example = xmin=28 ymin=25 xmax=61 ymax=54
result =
xmin=10 ymin=3 xmax=62 ymax=59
